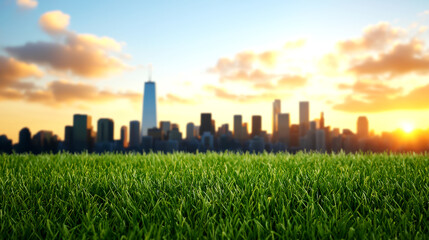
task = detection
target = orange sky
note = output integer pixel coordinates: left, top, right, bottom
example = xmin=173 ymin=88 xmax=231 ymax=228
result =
xmin=1 ymin=1 xmax=429 ymax=143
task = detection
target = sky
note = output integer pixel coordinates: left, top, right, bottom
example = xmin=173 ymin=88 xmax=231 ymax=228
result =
xmin=1 ymin=0 xmax=429 ymax=143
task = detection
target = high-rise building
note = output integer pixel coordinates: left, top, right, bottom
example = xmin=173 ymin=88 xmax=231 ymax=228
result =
xmin=64 ymin=126 xmax=73 ymax=151
xmin=129 ymin=120 xmax=141 ymax=148
xmin=201 ymin=132 xmax=214 ymax=150
xmin=290 ymin=124 xmax=300 ymax=147
xmin=186 ymin=122 xmax=195 ymax=139
xmin=97 ymin=118 xmax=114 ymax=143
xmin=160 ymin=121 xmax=171 ymax=138
xmin=168 ymin=128 xmax=182 ymax=141
xmin=211 ymin=120 xmax=216 ymax=134
xmin=193 ymin=126 xmax=200 ymax=138
xmin=357 ymin=116 xmax=369 ymax=139
xmin=320 ymin=112 xmax=325 ymax=129
xmin=148 ymin=127 xmax=163 ymax=141
xmin=278 ymin=113 xmax=290 ymax=146
xmin=251 ymin=115 xmax=262 ymax=138
xmin=73 ymin=114 xmax=92 ymax=152
xmin=200 ymin=113 xmax=212 ymax=135
xmin=272 ymin=99 xmax=281 ymax=141
xmin=315 ymin=129 xmax=326 ymax=152
xmin=142 ymin=79 xmax=157 ymax=136
xmin=218 ymin=124 xmax=229 ymax=136
xmin=242 ymin=122 xmax=249 ymax=140
xmin=18 ymin=127 xmax=32 ymax=153
xmin=32 ymin=130 xmax=55 ymax=153
xmin=233 ymin=115 xmax=242 ymax=140
xmin=171 ymin=123 xmax=179 ymax=131
xmin=120 ymin=126 xmax=128 ymax=148
xmin=299 ymin=101 xmax=309 ymax=137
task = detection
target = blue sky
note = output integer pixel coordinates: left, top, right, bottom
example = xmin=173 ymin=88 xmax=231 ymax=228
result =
xmin=1 ymin=0 xmax=429 ymax=142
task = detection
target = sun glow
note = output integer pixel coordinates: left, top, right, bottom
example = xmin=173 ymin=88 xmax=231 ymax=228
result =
xmin=401 ymin=122 xmax=415 ymax=133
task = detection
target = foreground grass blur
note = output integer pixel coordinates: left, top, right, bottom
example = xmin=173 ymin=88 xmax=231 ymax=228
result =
xmin=0 ymin=152 xmax=428 ymax=239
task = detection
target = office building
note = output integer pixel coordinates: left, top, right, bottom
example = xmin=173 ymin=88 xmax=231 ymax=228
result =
xmin=73 ymin=114 xmax=92 ymax=152
xmin=160 ymin=121 xmax=171 ymax=139
xmin=320 ymin=112 xmax=325 ymax=129
xmin=148 ymin=127 xmax=163 ymax=141
xmin=278 ymin=113 xmax=290 ymax=146
xmin=120 ymin=126 xmax=128 ymax=148
xmin=64 ymin=126 xmax=73 ymax=151
xmin=193 ymin=126 xmax=200 ymax=138
xmin=142 ymin=79 xmax=157 ymax=136
xmin=186 ymin=122 xmax=195 ymax=139
xmin=97 ymin=118 xmax=114 ymax=143
xmin=168 ymin=128 xmax=182 ymax=141
xmin=233 ymin=115 xmax=242 ymax=140
xmin=272 ymin=99 xmax=281 ymax=141
xmin=315 ymin=129 xmax=326 ymax=152
xmin=299 ymin=101 xmax=309 ymax=137
xmin=357 ymin=116 xmax=369 ymax=139
xmin=201 ymin=132 xmax=214 ymax=150
xmin=129 ymin=120 xmax=141 ymax=148
xmin=251 ymin=115 xmax=262 ymax=138
xmin=200 ymin=113 xmax=212 ymax=135
xmin=18 ymin=127 xmax=32 ymax=153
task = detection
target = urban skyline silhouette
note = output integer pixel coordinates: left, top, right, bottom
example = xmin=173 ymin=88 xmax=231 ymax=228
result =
xmin=1 ymin=77 xmax=428 ymax=154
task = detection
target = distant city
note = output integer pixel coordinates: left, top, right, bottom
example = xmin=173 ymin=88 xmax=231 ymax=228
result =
xmin=1 ymin=79 xmax=429 ymax=154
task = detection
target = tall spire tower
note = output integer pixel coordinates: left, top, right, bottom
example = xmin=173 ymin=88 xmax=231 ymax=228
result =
xmin=142 ymin=66 xmax=157 ymax=136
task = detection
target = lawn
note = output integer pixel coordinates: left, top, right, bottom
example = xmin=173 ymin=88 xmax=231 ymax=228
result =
xmin=0 ymin=152 xmax=428 ymax=239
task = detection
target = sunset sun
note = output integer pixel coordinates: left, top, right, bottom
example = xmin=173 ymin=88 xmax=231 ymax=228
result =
xmin=401 ymin=122 xmax=414 ymax=133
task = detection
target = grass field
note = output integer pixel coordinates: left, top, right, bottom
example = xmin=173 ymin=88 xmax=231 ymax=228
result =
xmin=0 ymin=152 xmax=428 ymax=239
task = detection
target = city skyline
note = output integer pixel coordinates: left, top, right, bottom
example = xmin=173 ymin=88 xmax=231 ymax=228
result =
xmin=1 ymin=1 xmax=429 ymax=143
xmin=2 ymin=97 xmax=429 ymax=154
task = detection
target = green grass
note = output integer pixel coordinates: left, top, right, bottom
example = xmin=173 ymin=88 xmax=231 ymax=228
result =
xmin=0 ymin=152 xmax=428 ymax=239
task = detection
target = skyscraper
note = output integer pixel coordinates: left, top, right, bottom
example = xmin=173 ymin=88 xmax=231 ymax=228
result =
xmin=278 ymin=113 xmax=290 ymax=146
xmin=142 ymin=79 xmax=157 ymax=136
xmin=315 ymin=129 xmax=326 ymax=152
xmin=186 ymin=122 xmax=195 ymax=139
xmin=251 ymin=115 xmax=262 ymax=138
xmin=299 ymin=101 xmax=309 ymax=137
xmin=200 ymin=113 xmax=212 ymax=135
xmin=233 ymin=115 xmax=242 ymax=140
xmin=160 ymin=121 xmax=171 ymax=139
xmin=64 ymin=126 xmax=73 ymax=151
xmin=357 ymin=116 xmax=369 ymax=139
xmin=120 ymin=126 xmax=128 ymax=148
xmin=97 ymin=118 xmax=114 ymax=143
xmin=272 ymin=99 xmax=281 ymax=141
xmin=129 ymin=120 xmax=141 ymax=148
xmin=18 ymin=127 xmax=32 ymax=153
xmin=73 ymin=114 xmax=92 ymax=152
xmin=320 ymin=112 xmax=325 ymax=129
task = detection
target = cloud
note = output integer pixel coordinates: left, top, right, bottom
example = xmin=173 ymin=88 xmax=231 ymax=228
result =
xmin=220 ymin=69 xmax=272 ymax=83
xmin=0 ymin=89 xmax=24 ymax=100
xmin=258 ymin=51 xmax=278 ymax=67
xmin=39 ymin=11 xmax=70 ymax=34
xmin=5 ymin=10 xmax=128 ymax=79
xmin=6 ymin=41 xmax=126 ymax=78
xmin=0 ymin=56 xmax=43 ymax=89
xmin=68 ymin=34 xmax=123 ymax=52
xmin=337 ymin=22 xmax=405 ymax=53
xmin=284 ymin=39 xmax=306 ymax=49
xmin=253 ymin=75 xmax=308 ymax=89
xmin=337 ymin=80 xmax=402 ymax=97
xmin=349 ymin=39 xmax=429 ymax=77
xmin=0 ymin=79 xmax=141 ymax=106
xmin=333 ymin=83 xmax=429 ymax=112
xmin=204 ymin=85 xmax=287 ymax=103
xmin=16 ymin=0 xmax=37 ymax=9
xmin=159 ymin=94 xmax=195 ymax=105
